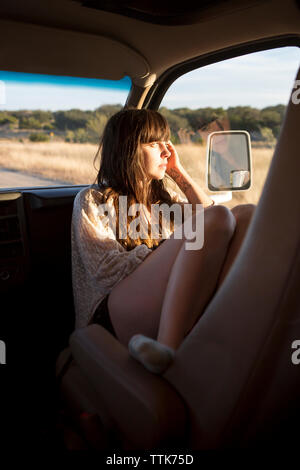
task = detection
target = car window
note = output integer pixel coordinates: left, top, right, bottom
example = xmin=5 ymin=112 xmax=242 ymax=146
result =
xmin=0 ymin=72 xmax=131 ymax=189
xmin=159 ymin=46 xmax=300 ymax=207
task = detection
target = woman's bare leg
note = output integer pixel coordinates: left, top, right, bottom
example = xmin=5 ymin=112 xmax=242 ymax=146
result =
xmin=216 ymin=204 xmax=256 ymax=287
xmin=156 ymin=207 xmax=236 ymax=349
xmin=156 ymin=203 xmax=256 ymax=349
xmin=108 ymin=219 xmax=188 ymax=346
xmin=108 ymin=205 xmax=236 ymax=348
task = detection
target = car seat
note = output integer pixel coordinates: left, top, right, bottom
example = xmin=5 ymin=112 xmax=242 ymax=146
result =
xmin=56 ymin=66 xmax=300 ymax=450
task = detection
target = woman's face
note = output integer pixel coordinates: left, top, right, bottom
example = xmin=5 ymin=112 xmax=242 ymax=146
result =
xmin=141 ymin=141 xmax=171 ymax=180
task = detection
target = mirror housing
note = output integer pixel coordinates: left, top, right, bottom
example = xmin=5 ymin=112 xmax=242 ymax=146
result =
xmin=206 ymin=131 xmax=252 ymax=192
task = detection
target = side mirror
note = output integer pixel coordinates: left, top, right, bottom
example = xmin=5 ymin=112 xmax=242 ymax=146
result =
xmin=207 ymin=131 xmax=252 ymax=191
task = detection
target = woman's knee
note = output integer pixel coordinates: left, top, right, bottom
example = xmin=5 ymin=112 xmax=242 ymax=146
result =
xmin=231 ymin=203 xmax=256 ymax=225
xmin=183 ymin=205 xmax=235 ymax=251
xmin=189 ymin=204 xmax=235 ymax=232
xmin=205 ymin=205 xmax=236 ymax=240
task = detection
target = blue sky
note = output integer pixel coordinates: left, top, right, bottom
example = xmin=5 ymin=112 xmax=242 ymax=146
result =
xmin=162 ymin=46 xmax=300 ymax=109
xmin=0 ymin=74 xmax=131 ymax=111
xmin=0 ymin=46 xmax=299 ymax=111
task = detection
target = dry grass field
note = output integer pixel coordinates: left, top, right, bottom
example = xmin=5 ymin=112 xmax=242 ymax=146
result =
xmin=0 ymin=140 xmax=99 ymax=185
xmin=0 ymin=139 xmax=274 ymax=208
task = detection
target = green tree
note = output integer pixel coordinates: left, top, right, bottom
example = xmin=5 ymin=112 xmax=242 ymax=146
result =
xmin=260 ymin=105 xmax=285 ymax=137
xmin=0 ymin=112 xmax=18 ymax=126
xmin=19 ymin=117 xmax=43 ymax=129
xmin=29 ymin=133 xmax=50 ymax=142
xmin=227 ymin=106 xmax=261 ymax=132
xmin=86 ymin=112 xmax=108 ymax=143
xmin=54 ymin=109 xmax=92 ymax=130
xmin=43 ymin=123 xmax=55 ymax=130
xmin=260 ymin=126 xmax=275 ymax=143
xmin=159 ymin=107 xmax=190 ymax=141
xmin=65 ymin=130 xmax=75 ymax=142
xmin=32 ymin=110 xmax=53 ymax=124
xmin=95 ymin=104 xmax=122 ymax=118
xmin=73 ymin=128 xmax=90 ymax=143
xmin=186 ymin=107 xmax=227 ymax=132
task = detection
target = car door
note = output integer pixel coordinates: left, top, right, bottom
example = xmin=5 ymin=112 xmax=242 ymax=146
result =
xmin=0 ymin=72 xmax=132 ymax=449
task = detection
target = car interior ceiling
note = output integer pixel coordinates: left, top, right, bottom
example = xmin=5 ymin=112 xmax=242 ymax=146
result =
xmin=0 ymin=1 xmax=299 ymax=82
xmin=72 ymin=0 xmax=262 ymax=25
xmin=0 ymin=0 xmax=300 ymax=451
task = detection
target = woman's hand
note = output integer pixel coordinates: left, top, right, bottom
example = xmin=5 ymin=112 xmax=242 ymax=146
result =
xmin=165 ymin=141 xmax=184 ymax=178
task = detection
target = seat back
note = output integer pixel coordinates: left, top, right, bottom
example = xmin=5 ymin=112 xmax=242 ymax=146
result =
xmin=67 ymin=325 xmax=188 ymax=450
xmin=165 ymin=66 xmax=300 ymax=449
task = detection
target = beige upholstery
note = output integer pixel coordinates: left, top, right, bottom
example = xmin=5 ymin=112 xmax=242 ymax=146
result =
xmin=164 ymin=66 xmax=300 ymax=448
xmin=58 ymin=66 xmax=300 ymax=449
xmin=65 ymin=325 xmax=187 ymax=450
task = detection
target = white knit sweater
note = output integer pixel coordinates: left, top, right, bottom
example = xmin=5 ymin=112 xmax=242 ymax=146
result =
xmin=71 ymin=184 xmax=187 ymax=329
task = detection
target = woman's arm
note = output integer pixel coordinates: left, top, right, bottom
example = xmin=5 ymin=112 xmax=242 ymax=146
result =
xmin=166 ymin=141 xmax=214 ymax=209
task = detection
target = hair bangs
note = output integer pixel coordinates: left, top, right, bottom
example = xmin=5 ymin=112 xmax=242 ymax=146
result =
xmin=139 ymin=110 xmax=170 ymax=144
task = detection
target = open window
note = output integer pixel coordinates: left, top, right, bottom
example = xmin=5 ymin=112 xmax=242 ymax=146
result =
xmin=153 ymin=45 xmax=300 ymax=207
xmin=0 ymin=72 xmax=131 ymax=190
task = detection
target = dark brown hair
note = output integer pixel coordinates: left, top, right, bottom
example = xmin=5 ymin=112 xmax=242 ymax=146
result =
xmin=94 ymin=108 xmax=183 ymax=250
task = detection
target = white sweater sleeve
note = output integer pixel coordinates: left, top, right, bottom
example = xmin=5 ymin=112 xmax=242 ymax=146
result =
xmin=71 ymin=186 xmax=152 ymax=328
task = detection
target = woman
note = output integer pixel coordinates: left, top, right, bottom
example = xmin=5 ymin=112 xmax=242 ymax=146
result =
xmin=71 ymin=108 xmax=255 ymax=374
